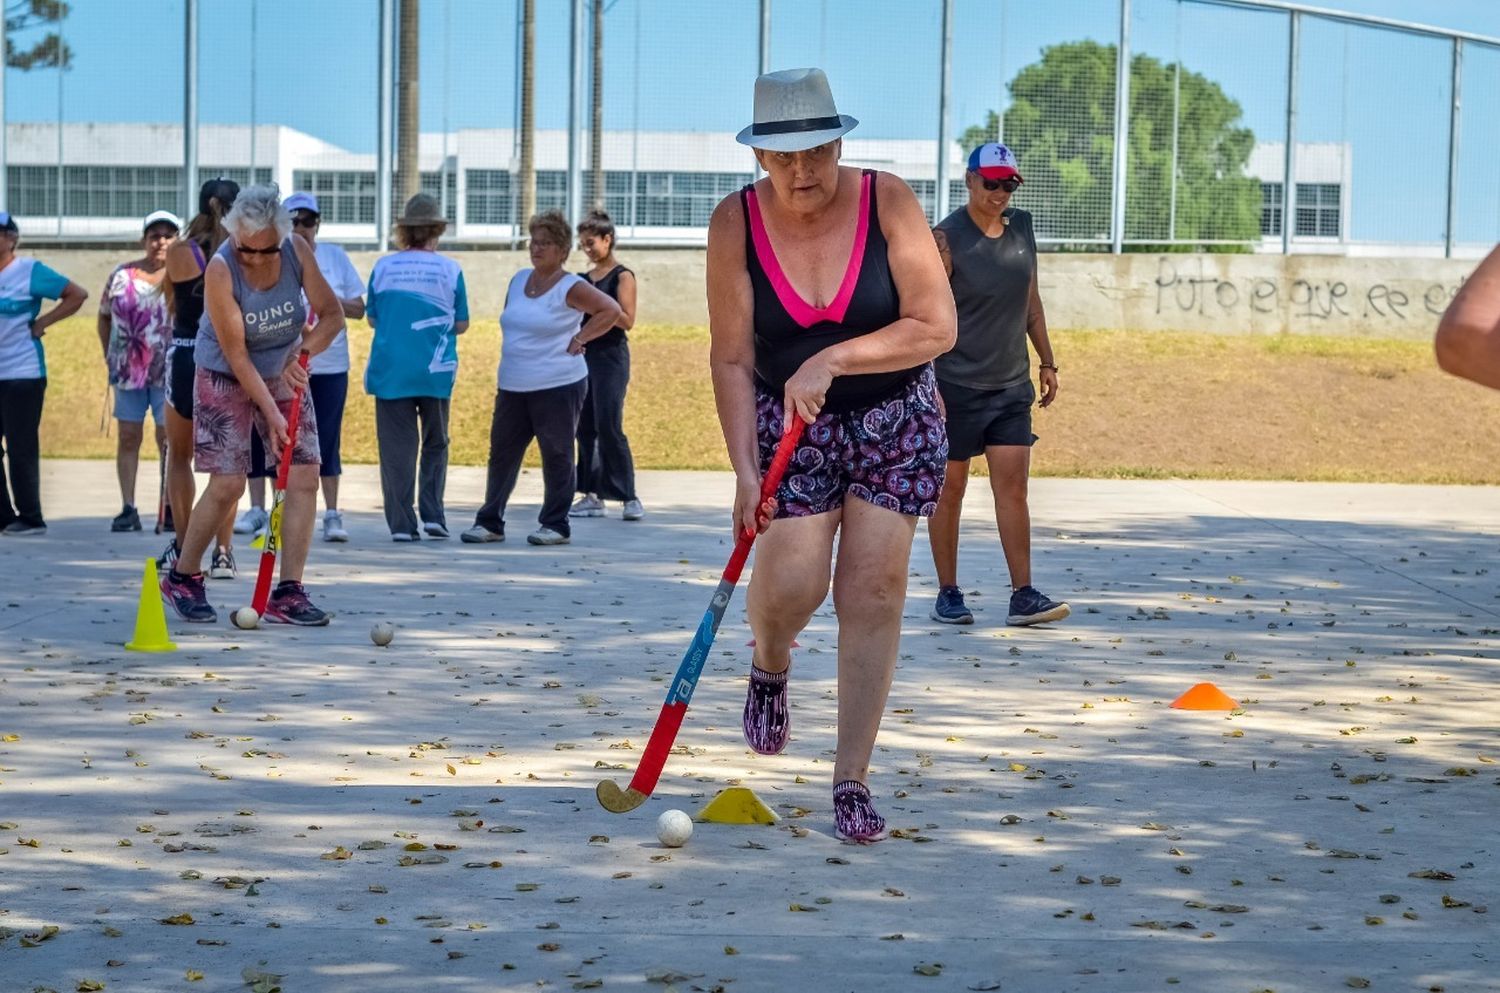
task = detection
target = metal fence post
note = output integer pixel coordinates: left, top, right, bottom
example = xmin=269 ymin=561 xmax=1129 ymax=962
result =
xmin=1446 ymin=37 xmax=1462 ymax=259
xmin=567 ymin=0 xmax=584 ymax=226
xmin=755 ymin=0 xmax=771 ymax=180
xmin=1110 ymin=0 xmax=1131 ymax=253
xmin=377 ymin=0 xmax=395 ymax=248
xmin=936 ymin=0 xmax=953 ymax=222
xmin=184 ymin=0 xmax=198 ymax=223
xmin=1281 ymin=10 xmax=1298 ymax=255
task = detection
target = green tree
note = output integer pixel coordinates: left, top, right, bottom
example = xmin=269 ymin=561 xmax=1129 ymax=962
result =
xmin=960 ymin=40 xmax=1261 ymax=249
xmin=6 ymin=0 xmax=73 ymax=71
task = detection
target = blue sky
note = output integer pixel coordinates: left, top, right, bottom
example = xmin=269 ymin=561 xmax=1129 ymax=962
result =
xmin=7 ymin=0 xmax=1500 ymax=243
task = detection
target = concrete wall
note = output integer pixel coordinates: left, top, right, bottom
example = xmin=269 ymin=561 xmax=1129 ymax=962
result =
xmin=39 ymin=247 xmax=1470 ymax=339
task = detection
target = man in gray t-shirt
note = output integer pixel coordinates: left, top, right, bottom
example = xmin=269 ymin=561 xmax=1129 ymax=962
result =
xmin=928 ymin=143 xmax=1069 ymax=628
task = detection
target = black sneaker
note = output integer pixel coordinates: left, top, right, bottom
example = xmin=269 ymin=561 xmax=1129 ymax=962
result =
xmin=1007 ymin=586 xmax=1071 ymax=626
xmin=160 ymin=568 xmax=216 ymax=623
xmin=930 ymin=585 xmax=974 ymax=625
xmin=111 ymin=504 xmax=142 ymax=532
xmin=2 ymin=521 xmax=47 ymax=536
xmin=160 ymin=504 xmax=175 ymax=533
xmin=263 ymin=581 xmax=331 ymax=626
xmin=155 ymin=539 xmax=180 ymax=573
xmin=210 ymin=546 xmax=237 ymax=580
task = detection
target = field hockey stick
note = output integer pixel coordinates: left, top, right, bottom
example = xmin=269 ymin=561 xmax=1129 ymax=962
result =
xmin=597 ymin=416 xmax=806 ymax=813
xmin=154 ymin=450 xmax=167 ymax=534
xmin=249 ymin=352 xmax=310 ymax=617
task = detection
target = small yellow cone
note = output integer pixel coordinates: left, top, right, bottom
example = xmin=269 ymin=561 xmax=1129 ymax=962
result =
xmin=695 ymin=786 xmax=779 ymax=825
xmin=250 ymin=531 xmax=266 ymax=550
xmin=125 ymin=557 xmax=176 ymax=652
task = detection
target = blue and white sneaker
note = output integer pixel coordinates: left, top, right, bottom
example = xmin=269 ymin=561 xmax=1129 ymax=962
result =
xmin=930 ymin=585 xmax=974 ymax=625
xmin=1007 ymin=586 xmax=1071 ymax=627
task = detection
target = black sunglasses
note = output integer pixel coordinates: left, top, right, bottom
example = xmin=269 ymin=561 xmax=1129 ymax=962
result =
xmin=292 ymin=213 xmax=321 ymax=228
xmin=977 ymin=175 xmax=1021 ymax=193
xmin=235 ymin=243 xmax=281 ymax=256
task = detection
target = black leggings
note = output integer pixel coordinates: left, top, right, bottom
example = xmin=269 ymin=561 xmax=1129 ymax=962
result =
xmin=0 ymin=377 xmax=47 ymax=528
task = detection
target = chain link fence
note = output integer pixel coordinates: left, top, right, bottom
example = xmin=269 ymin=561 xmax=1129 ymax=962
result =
xmin=2 ymin=0 xmax=1496 ymax=255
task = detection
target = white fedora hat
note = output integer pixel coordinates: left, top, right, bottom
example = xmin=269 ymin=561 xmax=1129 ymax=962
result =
xmin=736 ymin=67 xmax=858 ymax=153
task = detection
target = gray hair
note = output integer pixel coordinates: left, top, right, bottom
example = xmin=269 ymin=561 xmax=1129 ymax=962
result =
xmin=223 ymin=183 xmax=291 ymax=242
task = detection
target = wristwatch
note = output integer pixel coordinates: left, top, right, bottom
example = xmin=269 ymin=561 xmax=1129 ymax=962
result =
xmin=1039 ymin=362 xmax=1058 ymax=372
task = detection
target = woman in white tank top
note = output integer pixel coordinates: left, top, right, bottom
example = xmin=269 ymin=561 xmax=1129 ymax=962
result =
xmin=460 ymin=210 xmax=621 ymax=547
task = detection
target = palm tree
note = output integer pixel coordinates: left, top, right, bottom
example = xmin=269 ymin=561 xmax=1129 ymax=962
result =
xmin=397 ymin=0 xmax=421 ymax=209
xmin=518 ymin=0 xmax=536 ymax=240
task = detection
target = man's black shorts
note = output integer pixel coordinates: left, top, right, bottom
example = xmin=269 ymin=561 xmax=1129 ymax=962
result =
xmin=938 ymin=378 xmax=1037 ymax=461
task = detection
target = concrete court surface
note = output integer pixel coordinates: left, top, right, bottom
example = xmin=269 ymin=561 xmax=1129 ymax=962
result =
xmin=1 ymin=459 xmax=1496 ymax=993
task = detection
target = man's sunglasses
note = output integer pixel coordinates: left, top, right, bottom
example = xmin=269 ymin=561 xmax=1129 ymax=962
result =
xmin=235 ymin=243 xmax=281 ymax=256
xmin=977 ymin=175 xmax=1021 ymax=193
xmin=292 ymin=213 xmax=320 ymax=228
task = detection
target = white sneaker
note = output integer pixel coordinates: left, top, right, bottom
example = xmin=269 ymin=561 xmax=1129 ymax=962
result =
xmin=323 ymin=509 xmax=349 ymax=542
xmin=526 ymin=526 xmax=570 ymax=545
xmin=391 ymin=531 xmax=419 ymax=542
xmin=422 ymin=521 xmax=450 ymax=539
xmin=570 ymin=494 xmax=604 ymax=518
xmin=622 ymin=498 xmax=645 ymax=521
xmin=234 ymin=506 xmax=268 ymax=535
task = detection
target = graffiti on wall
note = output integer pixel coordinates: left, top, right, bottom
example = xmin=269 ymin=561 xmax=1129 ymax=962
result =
xmin=1153 ymin=258 xmax=1462 ymax=323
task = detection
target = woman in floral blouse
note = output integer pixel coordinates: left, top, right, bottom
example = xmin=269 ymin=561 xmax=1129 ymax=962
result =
xmin=97 ymin=210 xmax=179 ymax=532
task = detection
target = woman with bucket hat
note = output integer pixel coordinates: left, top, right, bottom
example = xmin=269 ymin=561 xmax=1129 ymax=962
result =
xmin=927 ymin=143 xmax=1070 ymax=628
xmin=365 ymin=193 xmax=468 ymax=541
xmin=706 ymin=67 xmax=956 ymax=841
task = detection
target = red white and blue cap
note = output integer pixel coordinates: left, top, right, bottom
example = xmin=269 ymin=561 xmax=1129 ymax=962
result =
xmin=967 ymin=142 xmax=1023 ymax=182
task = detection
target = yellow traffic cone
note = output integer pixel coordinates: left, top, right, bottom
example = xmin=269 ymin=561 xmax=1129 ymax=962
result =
xmin=125 ymin=557 xmax=176 ymax=652
xmin=696 ymin=786 xmax=779 ymax=825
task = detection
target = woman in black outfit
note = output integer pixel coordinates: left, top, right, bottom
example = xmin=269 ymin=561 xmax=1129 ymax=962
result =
xmin=569 ymin=210 xmax=643 ymax=522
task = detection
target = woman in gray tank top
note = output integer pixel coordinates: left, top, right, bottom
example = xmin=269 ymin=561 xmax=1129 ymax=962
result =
xmin=161 ymin=185 xmax=346 ymax=628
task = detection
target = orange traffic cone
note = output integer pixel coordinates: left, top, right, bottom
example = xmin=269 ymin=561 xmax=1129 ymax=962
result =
xmin=125 ymin=557 xmax=176 ymax=652
xmin=1170 ymin=682 xmax=1237 ymax=710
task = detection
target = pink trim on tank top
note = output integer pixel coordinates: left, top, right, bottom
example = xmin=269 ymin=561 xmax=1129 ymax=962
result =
xmin=746 ymin=172 xmax=871 ymax=329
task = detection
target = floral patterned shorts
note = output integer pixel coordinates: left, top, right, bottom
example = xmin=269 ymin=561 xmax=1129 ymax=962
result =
xmin=755 ymin=364 xmax=948 ymax=519
xmin=192 ymin=368 xmax=320 ymax=476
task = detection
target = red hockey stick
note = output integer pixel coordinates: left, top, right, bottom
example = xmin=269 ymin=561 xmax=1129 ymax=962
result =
xmin=597 ymin=417 xmax=805 ymax=813
xmin=250 ymin=351 xmax=310 ymax=617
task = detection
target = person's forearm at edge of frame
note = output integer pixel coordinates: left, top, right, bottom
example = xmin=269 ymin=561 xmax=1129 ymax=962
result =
xmin=1436 ymin=245 xmax=1500 ymax=390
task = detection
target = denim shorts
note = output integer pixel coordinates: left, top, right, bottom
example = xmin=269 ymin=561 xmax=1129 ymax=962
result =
xmin=113 ymin=384 xmax=166 ymax=424
xmin=755 ymin=364 xmax=948 ymax=519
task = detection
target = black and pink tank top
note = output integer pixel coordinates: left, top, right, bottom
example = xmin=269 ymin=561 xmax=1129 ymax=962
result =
xmin=741 ymin=169 xmax=916 ymax=413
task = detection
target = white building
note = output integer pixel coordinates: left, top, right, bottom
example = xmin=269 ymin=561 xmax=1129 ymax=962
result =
xmin=3 ymin=121 xmax=1350 ymax=251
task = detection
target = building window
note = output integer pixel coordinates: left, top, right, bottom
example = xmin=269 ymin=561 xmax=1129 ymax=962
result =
xmin=205 ymin=167 xmax=273 ymax=190
xmin=1260 ymin=182 xmax=1283 ymax=237
xmin=1294 ymin=183 xmax=1340 ymax=238
xmin=292 ymin=170 xmax=377 ymax=224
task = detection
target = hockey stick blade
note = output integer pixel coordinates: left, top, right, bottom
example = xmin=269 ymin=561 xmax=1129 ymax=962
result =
xmin=597 ymin=417 xmax=805 ymax=812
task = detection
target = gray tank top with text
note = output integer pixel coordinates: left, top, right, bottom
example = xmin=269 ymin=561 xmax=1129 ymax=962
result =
xmin=195 ymin=238 xmax=306 ymax=379
xmin=933 ymin=206 xmax=1036 ymax=391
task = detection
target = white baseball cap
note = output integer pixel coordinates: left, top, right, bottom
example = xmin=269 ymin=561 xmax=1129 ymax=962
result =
xmin=142 ymin=209 xmax=181 ymax=233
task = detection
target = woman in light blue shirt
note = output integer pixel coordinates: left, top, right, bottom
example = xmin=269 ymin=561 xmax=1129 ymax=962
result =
xmin=364 ymin=193 xmax=469 ymax=541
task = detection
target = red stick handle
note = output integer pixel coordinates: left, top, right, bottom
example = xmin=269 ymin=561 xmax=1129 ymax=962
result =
xmin=251 ymin=352 xmax=310 ymax=614
xmin=723 ymin=416 xmax=806 ymax=583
